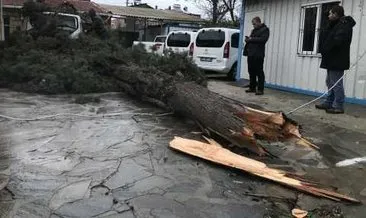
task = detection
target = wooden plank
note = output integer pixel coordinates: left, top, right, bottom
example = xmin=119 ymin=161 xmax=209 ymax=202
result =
xmin=169 ymin=137 xmax=360 ymax=203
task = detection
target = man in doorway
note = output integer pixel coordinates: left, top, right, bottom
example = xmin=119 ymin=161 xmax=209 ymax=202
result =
xmin=243 ymin=17 xmax=269 ymax=95
xmin=316 ymin=5 xmax=356 ymax=114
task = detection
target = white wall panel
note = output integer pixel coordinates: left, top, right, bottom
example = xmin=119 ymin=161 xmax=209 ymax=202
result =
xmin=241 ymin=0 xmax=366 ymax=100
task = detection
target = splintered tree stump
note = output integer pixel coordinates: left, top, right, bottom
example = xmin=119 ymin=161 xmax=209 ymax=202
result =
xmin=112 ymin=64 xmax=316 ymax=155
xmin=167 ymin=82 xmax=315 ymax=155
xmin=167 ymin=82 xmax=265 ymax=154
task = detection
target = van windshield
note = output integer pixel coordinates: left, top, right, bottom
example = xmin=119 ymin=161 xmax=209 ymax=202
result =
xmin=196 ymin=30 xmax=225 ymax=47
xmin=155 ymin=36 xmax=166 ymax=42
xmin=56 ymin=15 xmax=77 ymax=30
xmin=167 ymin=33 xmax=191 ymax=47
xmin=42 ymin=14 xmax=78 ymax=30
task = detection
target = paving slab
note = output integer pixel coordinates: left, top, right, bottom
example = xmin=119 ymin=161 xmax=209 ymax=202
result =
xmin=0 ymin=82 xmax=366 ymax=217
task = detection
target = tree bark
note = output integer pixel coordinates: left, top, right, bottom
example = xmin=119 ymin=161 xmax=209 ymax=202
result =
xmin=212 ymin=0 xmax=219 ymax=24
xmin=223 ymin=0 xmax=237 ymax=22
xmin=229 ymin=9 xmax=235 ymax=22
xmin=111 ymin=64 xmax=315 ymax=156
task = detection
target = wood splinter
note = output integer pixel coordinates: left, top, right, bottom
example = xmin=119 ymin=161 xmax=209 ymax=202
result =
xmin=169 ymin=136 xmax=360 ymax=203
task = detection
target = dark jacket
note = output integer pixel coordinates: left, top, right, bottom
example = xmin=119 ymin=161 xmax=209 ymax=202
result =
xmin=320 ymin=16 xmax=356 ymax=70
xmin=244 ymin=24 xmax=270 ymax=57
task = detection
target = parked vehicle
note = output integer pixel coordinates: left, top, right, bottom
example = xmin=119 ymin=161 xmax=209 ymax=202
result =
xmin=133 ymin=35 xmax=167 ymax=55
xmin=192 ymin=28 xmax=240 ymax=80
xmin=165 ymin=31 xmax=197 ymax=55
xmin=27 ymin=12 xmax=83 ymax=39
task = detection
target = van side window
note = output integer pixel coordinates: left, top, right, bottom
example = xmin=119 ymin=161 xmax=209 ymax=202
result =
xmin=231 ymin=33 xmax=239 ymax=48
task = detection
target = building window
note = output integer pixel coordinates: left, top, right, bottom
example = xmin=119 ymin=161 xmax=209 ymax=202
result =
xmin=298 ymin=2 xmax=340 ymax=55
xmin=3 ymin=16 xmax=10 ymax=41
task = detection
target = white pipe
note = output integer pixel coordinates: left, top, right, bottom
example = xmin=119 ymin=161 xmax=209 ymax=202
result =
xmin=0 ymin=0 xmax=4 ymax=41
xmin=236 ymin=0 xmax=246 ymax=81
xmin=336 ymin=157 xmax=366 ymax=167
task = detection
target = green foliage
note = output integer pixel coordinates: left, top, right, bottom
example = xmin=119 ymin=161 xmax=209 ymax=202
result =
xmin=203 ymin=20 xmax=240 ymax=29
xmin=22 ymin=1 xmax=50 ymax=18
xmin=0 ymin=31 xmax=205 ymax=94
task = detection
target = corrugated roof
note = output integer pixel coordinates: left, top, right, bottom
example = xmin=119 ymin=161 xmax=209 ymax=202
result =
xmin=46 ymin=0 xmax=107 ymax=13
xmin=100 ymin=4 xmax=203 ymax=22
xmin=3 ymin=0 xmax=24 ymax=7
xmin=3 ymin=0 xmax=107 ymax=13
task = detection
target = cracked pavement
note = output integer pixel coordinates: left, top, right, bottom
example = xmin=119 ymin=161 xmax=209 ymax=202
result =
xmin=1 ymin=81 xmax=366 ymax=217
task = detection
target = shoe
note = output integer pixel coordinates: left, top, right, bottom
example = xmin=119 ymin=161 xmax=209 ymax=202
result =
xmin=243 ymin=84 xmax=250 ymax=88
xmin=326 ymin=108 xmax=344 ymax=114
xmin=315 ymin=103 xmax=331 ymax=110
xmin=245 ymin=89 xmax=256 ymax=93
xmin=255 ymin=91 xmax=264 ymax=95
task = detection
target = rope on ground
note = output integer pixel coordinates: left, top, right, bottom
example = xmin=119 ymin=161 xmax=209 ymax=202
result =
xmin=0 ymin=112 xmax=174 ymax=121
xmin=287 ymin=50 xmax=366 ymax=115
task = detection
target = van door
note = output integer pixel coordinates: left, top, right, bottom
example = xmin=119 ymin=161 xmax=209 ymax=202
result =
xmin=166 ymin=32 xmax=191 ymax=54
xmin=153 ymin=36 xmax=166 ymax=55
xmin=194 ymin=29 xmax=227 ymax=68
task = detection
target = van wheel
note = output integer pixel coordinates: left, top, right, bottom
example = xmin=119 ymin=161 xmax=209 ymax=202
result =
xmin=227 ymin=63 xmax=237 ymax=81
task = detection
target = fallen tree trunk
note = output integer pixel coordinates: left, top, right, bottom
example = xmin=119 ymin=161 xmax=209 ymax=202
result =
xmin=170 ymin=137 xmax=360 ymax=203
xmin=0 ymin=29 xmax=315 ymax=156
xmin=112 ymin=64 xmax=316 ymax=155
xmin=167 ymin=82 xmax=317 ymax=155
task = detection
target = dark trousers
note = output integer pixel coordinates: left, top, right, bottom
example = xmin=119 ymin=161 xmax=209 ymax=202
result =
xmin=324 ymin=70 xmax=345 ymax=109
xmin=247 ymin=56 xmax=265 ymax=91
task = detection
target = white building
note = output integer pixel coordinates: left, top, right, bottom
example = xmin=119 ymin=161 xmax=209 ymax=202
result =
xmin=240 ymin=0 xmax=366 ymax=104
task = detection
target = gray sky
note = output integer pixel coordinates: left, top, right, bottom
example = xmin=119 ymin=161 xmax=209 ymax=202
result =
xmin=93 ymin=0 xmax=203 ymax=15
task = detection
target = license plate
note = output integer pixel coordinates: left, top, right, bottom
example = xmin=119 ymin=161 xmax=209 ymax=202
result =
xmin=200 ymin=57 xmax=213 ymax=62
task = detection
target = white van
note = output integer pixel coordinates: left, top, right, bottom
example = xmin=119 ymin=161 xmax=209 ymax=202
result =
xmin=28 ymin=12 xmax=83 ymax=39
xmin=133 ymin=35 xmax=167 ymax=55
xmin=165 ymin=31 xmax=197 ymax=55
xmin=193 ymin=28 xmax=240 ymax=80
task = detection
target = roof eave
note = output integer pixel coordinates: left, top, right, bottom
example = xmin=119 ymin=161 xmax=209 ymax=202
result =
xmin=3 ymin=5 xmax=23 ymax=8
xmin=105 ymin=13 xmax=203 ymax=23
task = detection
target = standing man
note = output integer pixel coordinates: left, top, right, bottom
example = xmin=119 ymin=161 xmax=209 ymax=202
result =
xmin=243 ymin=17 xmax=269 ymax=95
xmin=316 ymin=5 xmax=356 ymax=114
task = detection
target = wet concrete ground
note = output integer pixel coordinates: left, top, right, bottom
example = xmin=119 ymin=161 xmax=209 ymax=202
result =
xmin=0 ymin=81 xmax=366 ymax=217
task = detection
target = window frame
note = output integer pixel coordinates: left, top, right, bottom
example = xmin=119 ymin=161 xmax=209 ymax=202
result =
xmin=298 ymin=5 xmax=322 ymax=56
xmin=3 ymin=16 xmax=10 ymax=41
xmin=297 ymin=1 xmax=342 ymax=57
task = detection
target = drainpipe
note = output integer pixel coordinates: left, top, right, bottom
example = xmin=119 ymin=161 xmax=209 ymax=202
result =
xmin=160 ymin=19 xmax=163 ymax=35
xmin=0 ymin=0 xmax=4 ymax=41
xmin=143 ymin=18 xmax=147 ymax=41
xmin=236 ymin=0 xmax=246 ymax=81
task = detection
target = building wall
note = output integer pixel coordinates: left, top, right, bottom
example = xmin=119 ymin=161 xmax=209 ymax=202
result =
xmin=241 ymin=0 xmax=366 ymax=101
xmin=3 ymin=8 xmax=26 ymax=40
xmin=148 ymin=26 xmax=166 ymax=41
xmin=111 ymin=17 xmax=127 ymax=29
xmin=0 ymin=18 xmax=3 ymax=41
xmin=167 ymin=23 xmax=200 ymax=33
